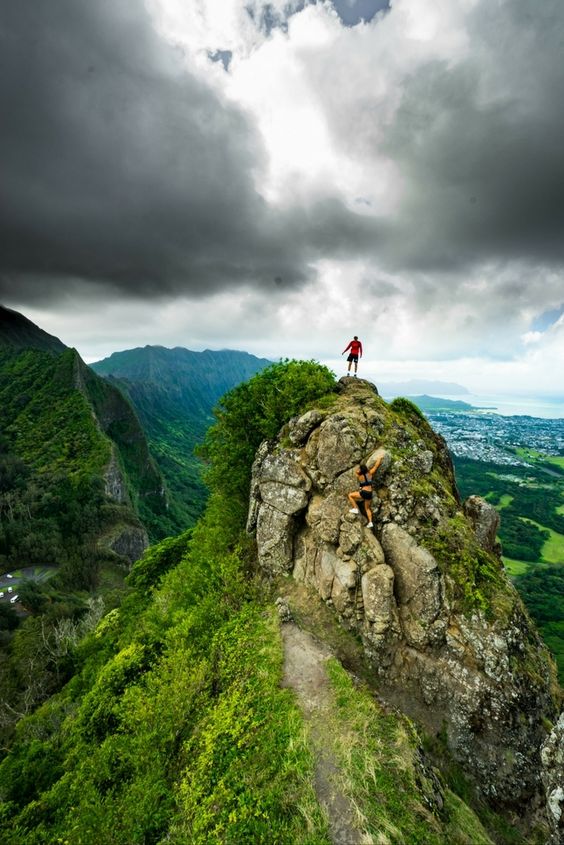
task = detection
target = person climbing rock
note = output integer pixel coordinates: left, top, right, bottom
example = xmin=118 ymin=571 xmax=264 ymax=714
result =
xmin=342 ymin=335 xmax=362 ymax=376
xmin=347 ymin=455 xmax=383 ymax=528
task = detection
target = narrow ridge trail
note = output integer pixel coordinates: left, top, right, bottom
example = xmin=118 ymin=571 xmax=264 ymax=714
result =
xmin=281 ymin=622 xmax=372 ymax=845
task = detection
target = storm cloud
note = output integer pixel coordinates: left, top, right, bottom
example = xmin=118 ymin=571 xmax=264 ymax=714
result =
xmin=0 ymin=0 xmax=321 ymax=301
xmin=1 ymin=0 xmax=564 ymax=389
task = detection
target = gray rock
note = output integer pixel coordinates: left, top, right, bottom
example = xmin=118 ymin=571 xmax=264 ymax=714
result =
xmin=381 ymin=524 xmax=443 ymax=648
xmin=105 ymin=525 xmax=148 ymax=564
xmin=541 ymin=712 xmax=564 ymax=844
xmin=256 ymin=504 xmax=295 ymax=575
xmin=275 ymin=597 xmax=293 ymax=623
xmin=315 ymin=417 xmax=364 ymax=481
xmin=259 ymin=481 xmax=309 ymax=515
xmin=288 ymin=409 xmax=325 ymax=445
xmin=464 ymin=495 xmax=501 ymax=555
xmin=247 ymin=378 xmax=559 ymax=822
xmin=362 ymin=565 xmax=395 ymax=629
xmin=104 ymin=448 xmax=130 ymax=504
xmin=307 ymin=494 xmax=343 ymax=544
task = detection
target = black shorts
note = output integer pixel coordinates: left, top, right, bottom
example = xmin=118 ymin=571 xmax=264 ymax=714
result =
xmin=360 ymin=488 xmax=372 ymax=501
xmin=347 ymin=354 xmax=358 ymax=363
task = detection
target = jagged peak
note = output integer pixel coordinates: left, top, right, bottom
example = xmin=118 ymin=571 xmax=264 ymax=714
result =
xmin=247 ymin=381 xmax=561 ymax=825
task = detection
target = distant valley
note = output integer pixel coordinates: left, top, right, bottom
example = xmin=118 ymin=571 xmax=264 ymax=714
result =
xmin=407 ymin=395 xmax=564 ymax=681
xmin=91 ymin=345 xmax=271 ymax=532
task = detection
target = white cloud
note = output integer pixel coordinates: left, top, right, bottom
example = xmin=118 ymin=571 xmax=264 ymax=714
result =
xmin=3 ymin=0 xmax=564 ymax=398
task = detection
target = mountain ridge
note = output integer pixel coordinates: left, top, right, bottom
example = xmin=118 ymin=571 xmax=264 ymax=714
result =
xmin=0 ymin=305 xmax=67 ymax=355
xmin=91 ymin=345 xmax=272 ymax=530
xmin=0 ymin=363 xmax=561 ymax=843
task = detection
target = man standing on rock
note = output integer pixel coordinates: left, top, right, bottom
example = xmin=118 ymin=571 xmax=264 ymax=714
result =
xmin=342 ymin=335 xmax=363 ymax=376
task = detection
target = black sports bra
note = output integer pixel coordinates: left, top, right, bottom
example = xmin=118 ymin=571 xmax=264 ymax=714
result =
xmin=359 ymin=473 xmax=372 ymax=489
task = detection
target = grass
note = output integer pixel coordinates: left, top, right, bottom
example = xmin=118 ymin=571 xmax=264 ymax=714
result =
xmin=503 ymin=558 xmax=532 ymax=577
xmin=522 ymin=518 xmax=564 ymax=564
xmin=324 ymin=659 xmax=496 ymax=845
xmin=496 ymin=494 xmax=513 ymax=509
xmin=515 ymin=447 xmax=564 ymax=471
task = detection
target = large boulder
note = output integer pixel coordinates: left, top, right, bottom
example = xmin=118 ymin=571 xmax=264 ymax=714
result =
xmin=247 ymin=377 xmax=559 ymax=825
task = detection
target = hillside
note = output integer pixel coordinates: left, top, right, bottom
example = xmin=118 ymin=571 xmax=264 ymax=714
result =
xmin=0 ymin=308 xmax=171 ymax=731
xmin=0 ymin=305 xmax=66 ymax=354
xmin=0 ymin=363 xmax=561 ymax=845
xmin=91 ymin=345 xmax=271 ymax=529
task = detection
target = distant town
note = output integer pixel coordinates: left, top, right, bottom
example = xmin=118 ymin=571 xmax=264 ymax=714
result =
xmin=426 ymin=410 xmax=564 ymax=465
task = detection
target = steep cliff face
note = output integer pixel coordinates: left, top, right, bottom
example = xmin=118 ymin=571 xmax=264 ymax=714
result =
xmin=248 ymin=377 xmax=561 ymax=820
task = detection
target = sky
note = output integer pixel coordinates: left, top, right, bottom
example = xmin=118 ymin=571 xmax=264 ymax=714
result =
xmin=1 ymin=0 xmax=564 ymax=394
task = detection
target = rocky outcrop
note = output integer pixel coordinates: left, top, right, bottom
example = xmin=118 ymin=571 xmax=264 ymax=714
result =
xmin=247 ymin=377 xmax=560 ymax=825
xmin=464 ymin=494 xmax=501 ymax=555
xmin=542 ymin=713 xmax=564 ymax=844
xmin=101 ymin=523 xmax=149 ymax=565
xmin=104 ymin=447 xmax=131 ymax=504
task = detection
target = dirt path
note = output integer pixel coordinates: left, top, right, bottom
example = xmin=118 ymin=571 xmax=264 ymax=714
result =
xmin=281 ymin=622 xmax=371 ymax=845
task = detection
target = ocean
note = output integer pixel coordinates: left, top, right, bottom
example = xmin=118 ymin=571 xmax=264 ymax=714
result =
xmin=431 ymin=393 xmax=564 ymax=419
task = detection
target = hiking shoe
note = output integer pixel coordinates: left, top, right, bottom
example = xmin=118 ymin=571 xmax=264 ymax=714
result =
xmin=366 ymin=522 xmax=373 ymax=528
xmin=349 ymin=508 xmax=359 ymax=514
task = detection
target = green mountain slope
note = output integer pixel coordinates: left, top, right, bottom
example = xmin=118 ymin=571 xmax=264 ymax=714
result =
xmin=0 ymin=344 xmax=168 ymax=567
xmin=0 ymin=362 xmax=548 ymax=845
xmin=0 ymin=305 xmax=66 ymax=354
xmin=0 ymin=362 xmax=531 ymax=845
xmin=91 ymin=345 xmax=272 ymax=529
xmin=0 ymin=307 xmax=174 ymax=734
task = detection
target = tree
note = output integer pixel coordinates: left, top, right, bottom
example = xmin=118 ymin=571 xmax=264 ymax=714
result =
xmin=200 ymin=360 xmax=335 ymax=525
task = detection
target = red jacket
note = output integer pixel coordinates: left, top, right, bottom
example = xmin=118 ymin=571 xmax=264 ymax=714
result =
xmin=343 ymin=339 xmax=362 ymax=356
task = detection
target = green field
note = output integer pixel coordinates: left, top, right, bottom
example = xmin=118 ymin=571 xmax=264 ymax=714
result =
xmin=502 ymin=557 xmax=531 ymax=577
xmin=454 ymin=455 xmax=564 ymax=683
xmin=515 ymin=446 xmax=564 ymax=471
xmin=522 ymin=518 xmax=564 ymax=564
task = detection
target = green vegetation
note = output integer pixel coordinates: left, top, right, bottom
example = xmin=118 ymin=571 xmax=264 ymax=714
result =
xmin=454 ymin=455 xmax=564 ymax=682
xmin=0 ymin=359 xmax=338 ymax=845
xmin=92 ymin=346 xmax=273 ymax=536
xmin=0 ymin=345 xmax=170 ymax=731
xmin=421 ymin=514 xmax=506 ymax=616
xmin=515 ymin=447 xmax=564 ymax=474
xmin=325 ymin=660 xmax=496 ymax=845
xmin=503 ymin=558 xmax=531 ymax=577
xmin=0 ymin=359 xmax=526 ymax=845
xmin=516 ymin=565 xmax=564 ymax=687
xmin=454 ymin=456 xmax=564 ymax=561
xmin=200 ymin=359 xmax=336 ymax=527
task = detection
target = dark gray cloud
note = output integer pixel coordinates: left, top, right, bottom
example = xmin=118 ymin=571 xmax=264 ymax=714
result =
xmin=2 ymin=0 xmax=564 ymax=316
xmin=0 ymin=0 xmax=316 ymax=303
xmin=380 ymin=0 xmax=564 ymax=270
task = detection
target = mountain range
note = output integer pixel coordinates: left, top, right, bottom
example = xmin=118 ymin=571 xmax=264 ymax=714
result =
xmin=0 ymin=306 xmax=562 ymax=844
xmin=91 ymin=345 xmax=271 ymax=529
xmin=0 ymin=306 xmax=165 ymax=576
xmin=0 ymin=362 xmax=561 ymax=844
